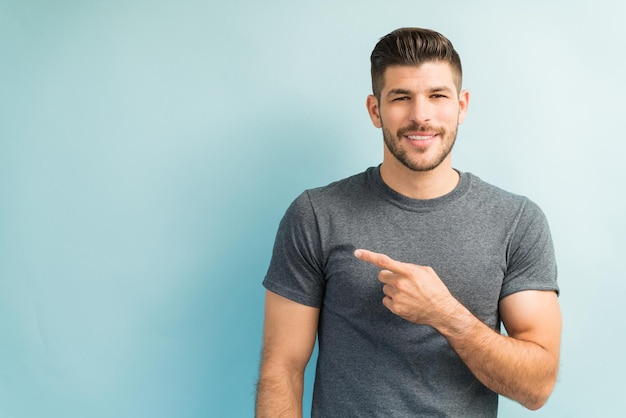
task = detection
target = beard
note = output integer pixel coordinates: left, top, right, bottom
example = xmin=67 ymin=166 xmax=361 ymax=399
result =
xmin=382 ymin=122 xmax=458 ymax=172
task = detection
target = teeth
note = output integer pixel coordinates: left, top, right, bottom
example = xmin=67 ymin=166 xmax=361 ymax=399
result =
xmin=407 ymin=135 xmax=434 ymax=140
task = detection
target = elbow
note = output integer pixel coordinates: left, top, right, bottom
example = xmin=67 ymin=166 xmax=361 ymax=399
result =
xmin=518 ymin=353 xmax=560 ymax=411
xmin=520 ymin=377 xmax=557 ymax=411
xmin=523 ymin=397 xmax=548 ymax=411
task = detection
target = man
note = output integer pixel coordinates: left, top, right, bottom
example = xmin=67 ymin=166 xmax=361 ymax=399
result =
xmin=256 ymin=27 xmax=561 ymax=417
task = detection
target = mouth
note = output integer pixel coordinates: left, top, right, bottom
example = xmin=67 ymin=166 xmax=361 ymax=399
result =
xmin=403 ymin=132 xmax=440 ymax=149
xmin=405 ymin=133 xmax=438 ymax=141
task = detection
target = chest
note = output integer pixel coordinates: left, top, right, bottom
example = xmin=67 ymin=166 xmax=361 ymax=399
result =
xmin=320 ymin=209 xmax=509 ymax=328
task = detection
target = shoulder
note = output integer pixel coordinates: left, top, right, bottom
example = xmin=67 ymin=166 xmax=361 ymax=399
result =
xmin=280 ymin=169 xmax=373 ymax=224
xmin=307 ymin=169 xmax=372 ymax=199
xmin=292 ymin=168 xmax=374 ymax=212
xmin=465 ymin=173 xmax=545 ymax=216
xmin=465 ymin=173 xmax=527 ymax=204
xmin=461 ymin=174 xmax=554 ymax=245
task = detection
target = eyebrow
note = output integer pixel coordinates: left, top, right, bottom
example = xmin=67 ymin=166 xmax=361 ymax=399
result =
xmin=386 ymin=88 xmax=412 ymax=98
xmin=385 ymin=86 xmax=455 ymax=98
xmin=429 ymin=86 xmax=455 ymax=94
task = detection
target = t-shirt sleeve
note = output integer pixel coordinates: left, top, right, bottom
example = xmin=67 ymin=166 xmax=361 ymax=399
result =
xmin=262 ymin=191 xmax=326 ymax=307
xmin=500 ymin=198 xmax=559 ymax=299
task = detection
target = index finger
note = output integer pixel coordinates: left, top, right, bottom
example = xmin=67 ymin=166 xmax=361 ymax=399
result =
xmin=354 ymin=249 xmax=411 ymax=275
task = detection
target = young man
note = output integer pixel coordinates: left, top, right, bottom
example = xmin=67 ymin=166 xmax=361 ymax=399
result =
xmin=256 ymin=28 xmax=561 ymax=417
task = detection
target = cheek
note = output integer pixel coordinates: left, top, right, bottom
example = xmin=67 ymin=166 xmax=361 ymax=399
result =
xmin=441 ymin=106 xmax=461 ymax=124
xmin=380 ymin=108 xmax=405 ymax=128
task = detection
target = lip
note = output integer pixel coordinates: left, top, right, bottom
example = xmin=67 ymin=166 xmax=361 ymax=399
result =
xmin=403 ymin=133 xmax=439 ymax=147
xmin=404 ymin=133 xmax=438 ymax=140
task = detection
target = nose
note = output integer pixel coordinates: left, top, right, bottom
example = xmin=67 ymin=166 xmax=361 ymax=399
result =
xmin=409 ymin=97 xmax=432 ymax=125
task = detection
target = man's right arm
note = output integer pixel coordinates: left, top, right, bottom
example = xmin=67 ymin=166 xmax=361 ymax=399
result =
xmin=255 ymin=290 xmax=319 ymax=418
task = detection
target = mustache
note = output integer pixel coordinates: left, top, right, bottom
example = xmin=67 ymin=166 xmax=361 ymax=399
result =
xmin=397 ymin=123 xmax=444 ymax=137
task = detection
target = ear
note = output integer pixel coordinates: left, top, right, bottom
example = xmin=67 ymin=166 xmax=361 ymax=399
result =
xmin=366 ymin=94 xmax=382 ymax=128
xmin=457 ymin=89 xmax=470 ymax=125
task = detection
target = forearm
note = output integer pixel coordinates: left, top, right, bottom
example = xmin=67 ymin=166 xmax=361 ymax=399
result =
xmin=352 ymin=249 xmax=561 ymax=409
xmin=255 ymin=364 xmax=304 ymax=418
xmin=437 ymin=303 xmax=558 ymax=410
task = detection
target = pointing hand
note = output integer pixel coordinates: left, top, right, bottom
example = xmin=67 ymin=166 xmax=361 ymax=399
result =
xmin=354 ymin=249 xmax=459 ymax=326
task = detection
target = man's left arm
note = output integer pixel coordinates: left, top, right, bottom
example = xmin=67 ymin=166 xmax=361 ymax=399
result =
xmin=440 ymin=289 xmax=561 ymax=410
xmin=354 ymin=249 xmax=562 ymax=410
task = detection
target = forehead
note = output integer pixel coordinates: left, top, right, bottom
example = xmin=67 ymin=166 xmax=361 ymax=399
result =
xmin=381 ymin=62 xmax=458 ymax=93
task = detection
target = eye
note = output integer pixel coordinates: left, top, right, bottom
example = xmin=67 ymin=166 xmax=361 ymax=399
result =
xmin=431 ymin=94 xmax=447 ymax=99
xmin=392 ymin=96 xmax=410 ymax=102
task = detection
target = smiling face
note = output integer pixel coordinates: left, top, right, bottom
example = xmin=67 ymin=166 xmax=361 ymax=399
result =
xmin=367 ymin=62 xmax=469 ymax=174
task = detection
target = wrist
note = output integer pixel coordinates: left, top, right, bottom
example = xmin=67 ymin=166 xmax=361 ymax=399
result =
xmin=433 ymin=297 xmax=475 ymax=339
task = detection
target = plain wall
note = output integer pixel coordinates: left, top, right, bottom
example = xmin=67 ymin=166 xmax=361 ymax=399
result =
xmin=1 ymin=0 xmax=625 ymax=416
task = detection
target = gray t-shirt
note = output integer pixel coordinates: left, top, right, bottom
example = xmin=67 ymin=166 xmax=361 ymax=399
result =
xmin=263 ymin=167 xmax=559 ymax=417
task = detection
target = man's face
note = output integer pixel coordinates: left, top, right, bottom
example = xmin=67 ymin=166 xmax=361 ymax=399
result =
xmin=367 ymin=62 xmax=469 ymax=173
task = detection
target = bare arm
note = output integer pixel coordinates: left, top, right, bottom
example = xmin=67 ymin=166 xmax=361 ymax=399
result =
xmin=438 ymin=290 xmax=561 ymax=409
xmin=354 ymin=249 xmax=561 ymax=410
xmin=256 ymin=290 xmax=319 ymax=418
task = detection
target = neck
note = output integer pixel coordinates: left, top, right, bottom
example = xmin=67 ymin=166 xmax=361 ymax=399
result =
xmin=379 ymin=160 xmax=460 ymax=200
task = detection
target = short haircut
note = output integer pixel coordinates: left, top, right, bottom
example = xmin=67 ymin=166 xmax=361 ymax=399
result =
xmin=370 ymin=28 xmax=463 ymax=99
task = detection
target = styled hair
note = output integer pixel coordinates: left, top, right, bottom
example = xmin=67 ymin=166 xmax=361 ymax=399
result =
xmin=370 ymin=28 xmax=462 ymax=99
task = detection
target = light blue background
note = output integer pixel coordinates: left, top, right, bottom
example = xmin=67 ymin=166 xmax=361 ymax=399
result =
xmin=1 ymin=0 xmax=624 ymax=417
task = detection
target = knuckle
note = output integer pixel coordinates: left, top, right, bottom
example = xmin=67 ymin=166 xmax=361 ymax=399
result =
xmin=395 ymin=280 xmax=409 ymax=292
xmin=378 ymin=256 xmax=390 ymax=269
xmin=423 ymin=266 xmax=435 ymax=275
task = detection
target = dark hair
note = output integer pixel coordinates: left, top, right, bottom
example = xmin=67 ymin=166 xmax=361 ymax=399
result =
xmin=370 ymin=28 xmax=462 ymax=99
